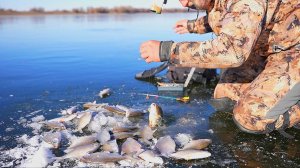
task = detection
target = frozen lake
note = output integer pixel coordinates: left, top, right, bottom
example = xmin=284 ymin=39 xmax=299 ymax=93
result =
xmin=0 ymin=13 xmax=299 ymax=167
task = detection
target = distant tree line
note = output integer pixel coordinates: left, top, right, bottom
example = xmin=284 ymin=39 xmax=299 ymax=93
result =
xmin=0 ymin=6 xmax=195 ymax=15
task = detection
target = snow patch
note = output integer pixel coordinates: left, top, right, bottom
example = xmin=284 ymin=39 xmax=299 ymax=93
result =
xmin=31 ymin=115 xmax=45 ymax=122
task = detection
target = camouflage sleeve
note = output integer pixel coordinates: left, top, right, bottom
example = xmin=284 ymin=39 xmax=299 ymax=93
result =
xmin=168 ymin=1 xmax=266 ymax=69
xmin=187 ymin=15 xmax=212 ymax=34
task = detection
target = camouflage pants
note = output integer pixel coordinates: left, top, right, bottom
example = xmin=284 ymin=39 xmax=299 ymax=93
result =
xmin=214 ymin=48 xmax=300 ymax=133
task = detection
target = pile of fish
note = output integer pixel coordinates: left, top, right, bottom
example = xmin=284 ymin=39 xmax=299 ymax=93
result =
xmin=8 ymin=91 xmax=212 ymax=167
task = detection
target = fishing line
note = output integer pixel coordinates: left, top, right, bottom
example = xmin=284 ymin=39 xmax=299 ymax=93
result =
xmin=136 ymin=93 xmax=190 ymax=103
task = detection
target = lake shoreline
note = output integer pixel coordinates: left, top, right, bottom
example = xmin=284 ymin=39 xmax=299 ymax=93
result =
xmin=0 ymin=7 xmax=200 ymax=16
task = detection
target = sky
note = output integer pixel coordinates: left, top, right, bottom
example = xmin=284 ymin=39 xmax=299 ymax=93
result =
xmin=0 ymin=0 xmax=183 ymax=11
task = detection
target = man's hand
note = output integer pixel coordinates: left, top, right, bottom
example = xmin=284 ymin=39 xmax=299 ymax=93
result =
xmin=174 ymin=19 xmax=189 ymax=34
xmin=140 ymin=40 xmax=161 ymax=63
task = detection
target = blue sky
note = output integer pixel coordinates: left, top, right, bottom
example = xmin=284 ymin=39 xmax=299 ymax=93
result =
xmin=0 ymin=0 xmax=182 ymax=11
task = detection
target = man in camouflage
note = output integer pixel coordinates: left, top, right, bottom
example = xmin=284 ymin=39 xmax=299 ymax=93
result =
xmin=140 ymin=0 xmax=300 ymax=135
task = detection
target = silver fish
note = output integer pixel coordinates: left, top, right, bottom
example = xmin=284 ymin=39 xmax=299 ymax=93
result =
xmin=139 ymin=150 xmax=164 ymax=164
xmin=99 ymin=88 xmax=111 ymax=98
xmin=102 ymin=139 xmax=119 ymax=153
xmin=116 ymin=105 xmax=145 ymax=117
xmin=83 ymin=101 xmax=97 ymax=110
xmin=170 ymin=149 xmax=211 ymax=160
xmin=113 ymin=132 xmax=135 ymax=140
xmin=43 ymin=131 xmax=62 ymax=148
xmin=121 ymin=138 xmax=142 ymax=155
xmin=96 ymin=129 xmax=111 ymax=145
xmin=83 ymin=102 xmax=106 ymax=111
xmin=76 ymin=112 xmax=87 ymax=119
xmin=77 ymin=112 xmax=92 ymax=132
xmin=115 ymin=105 xmax=130 ymax=112
xmin=61 ymin=106 xmax=77 ymax=115
xmin=43 ymin=121 xmax=66 ymax=130
xmin=80 ymin=152 xmax=126 ymax=163
xmin=65 ymin=134 xmax=97 ymax=153
xmin=48 ymin=114 xmax=77 ymax=123
xmin=102 ymin=105 xmax=126 ymax=115
xmin=181 ymin=139 xmax=212 ymax=150
xmin=155 ymin=136 xmax=176 ymax=157
xmin=148 ymin=103 xmax=163 ymax=128
xmin=139 ymin=125 xmax=154 ymax=144
xmin=126 ymin=110 xmax=145 ymax=118
xmin=59 ymin=143 xmax=100 ymax=160
xmin=112 ymin=126 xmax=139 ymax=133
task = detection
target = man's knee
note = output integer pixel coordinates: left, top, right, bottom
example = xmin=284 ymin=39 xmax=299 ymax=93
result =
xmin=233 ymin=101 xmax=276 ymax=134
xmin=213 ymin=83 xmax=250 ymax=101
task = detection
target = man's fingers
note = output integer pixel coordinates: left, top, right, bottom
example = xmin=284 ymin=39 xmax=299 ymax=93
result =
xmin=175 ymin=27 xmax=187 ymax=34
xmin=140 ymin=40 xmax=160 ymax=63
xmin=140 ymin=51 xmax=149 ymax=59
xmin=140 ymin=43 xmax=148 ymax=49
xmin=145 ymin=57 xmax=152 ymax=63
xmin=174 ymin=22 xmax=183 ymax=28
xmin=174 ymin=27 xmax=182 ymax=33
xmin=178 ymin=29 xmax=189 ymax=34
xmin=140 ymin=47 xmax=147 ymax=54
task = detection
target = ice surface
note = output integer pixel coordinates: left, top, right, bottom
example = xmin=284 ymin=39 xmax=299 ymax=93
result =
xmin=5 ymin=127 xmax=15 ymax=132
xmin=31 ymin=115 xmax=45 ymax=122
xmin=174 ymin=133 xmax=192 ymax=147
xmin=20 ymin=144 xmax=55 ymax=167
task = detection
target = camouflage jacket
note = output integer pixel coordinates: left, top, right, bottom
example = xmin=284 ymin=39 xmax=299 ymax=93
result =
xmin=160 ymin=0 xmax=300 ymax=69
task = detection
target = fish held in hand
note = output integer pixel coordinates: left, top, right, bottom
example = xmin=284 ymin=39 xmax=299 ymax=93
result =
xmin=148 ymin=103 xmax=163 ymax=128
xmin=181 ymin=139 xmax=212 ymax=150
xmin=170 ymin=149 xmax=211 ymax=160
